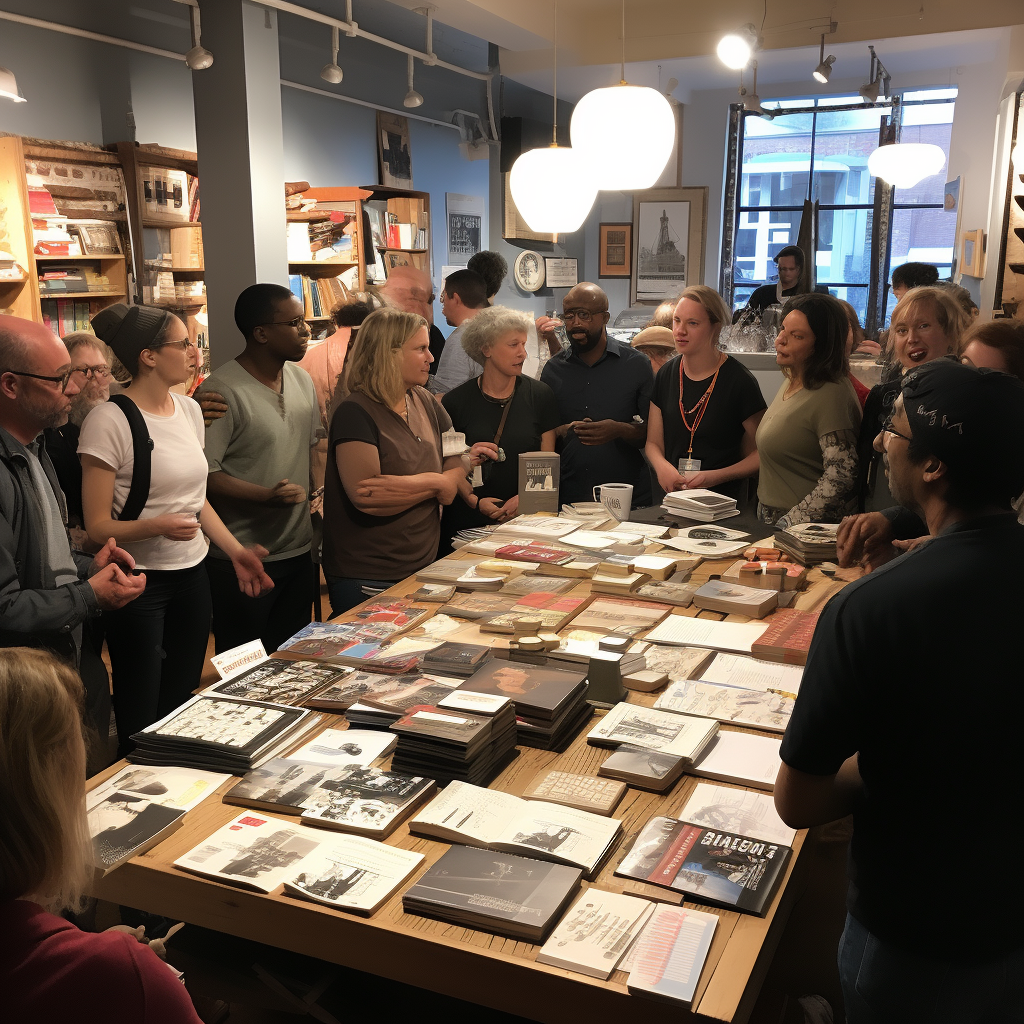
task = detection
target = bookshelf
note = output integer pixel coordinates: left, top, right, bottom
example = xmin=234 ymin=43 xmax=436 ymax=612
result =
xmin=359 ymin=184 xmax=431 ymax=284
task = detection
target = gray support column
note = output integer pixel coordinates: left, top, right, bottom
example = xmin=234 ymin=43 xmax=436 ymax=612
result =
xmin=192 ymin=0 xmax=288 ymax=366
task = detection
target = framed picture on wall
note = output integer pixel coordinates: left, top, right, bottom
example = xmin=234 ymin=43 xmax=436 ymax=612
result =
xmin=598 ymin=223 xmax=632 ymax=277
xmin=631 ymin=187 xmax=708 ymax=305
xmin=377 ymin=111 xmax=413 ymax=189
xmin=544 ymin=257 xmax=577 ymax=288
xmin=513 ymin=250 xmax=546 ymax=292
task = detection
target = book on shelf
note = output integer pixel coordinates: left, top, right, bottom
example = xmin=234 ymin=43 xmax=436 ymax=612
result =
xmin=537 ymin=888 xmax=655 ymax=980
xmin=699 ymin=653 xmax=803 ymax=695
xmin=409 ymin=780 xmax=622 ymax=879
xmin=87 ymin=792 xmax=186 ymax=872
xmin=586 ymin=703 xmax=719 ymax=763
xmin=202 ymin=658 xmax=348 ymax=706
xmin=654 ymin=679 xmax=793 ymax=733
xmin=567 ymin=596 xmax=671 ymax=638
xmin=689 ymin=731 xmax=783 ymax=791
xmin=175 ymin=812 xmax=422 ymax=912
xmin=521 ymin=770 xmax=627 ymax=816
xmin=625 ymin=905 xmax=720 ymax=1006
xmin=750 ymin=609 xmax=819 ymax=666
xmin=679 ymin=783 xmax=797 ymax=846
xmin=691 ymin=579 xmax=779 ymax=619
xmin=402 ymin=844 xmax=582 ymax=943
xmin=478 ymin=593 xmax=590 ymax=634
xmin=598 ymin=743 xmax=688 ymax=792
xmin=616 ymin=817 xmax=791 ymax=915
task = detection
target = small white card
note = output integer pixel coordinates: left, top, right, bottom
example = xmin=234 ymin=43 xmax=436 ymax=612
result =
xmin=438 ymin=691 xmax=511 ymax=714
xmin=210 ymin=640 xmax=267 ymax=681
xmin=412 ymin=710 xmax=467 ymax=724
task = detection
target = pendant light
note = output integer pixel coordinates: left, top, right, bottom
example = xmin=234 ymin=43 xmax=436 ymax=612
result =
xmin=717 ymin=24 xmax=759 ymax=70
xmin=0 ymin=66 xmax=26 ymax=103
xmin=320 ymin=25 xmax=344 ymax=84
xmin=569 ymin=1 xmax=675 ymax=190
xmin=184 ymin=4 xmax=215 ymax=71
xmin=509 ymin=2 xmax=596 ymax=235
xmin=868 ymin=116 xmax=946 ymax=189
xmin=812 ymin=34 xmax=836 ymax=84
xmin=403 ymin=54 xmax=423 ymax=108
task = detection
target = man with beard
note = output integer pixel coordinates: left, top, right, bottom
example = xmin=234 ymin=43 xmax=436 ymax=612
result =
xmin=537 ymin=284 xmax=653 ymax=506
xmin=774 ymin=361 xmax=1024 ymax=1022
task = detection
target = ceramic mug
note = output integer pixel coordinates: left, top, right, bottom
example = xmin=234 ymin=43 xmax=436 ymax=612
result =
xmin=592 ymin=483 xmax=633 ymax=521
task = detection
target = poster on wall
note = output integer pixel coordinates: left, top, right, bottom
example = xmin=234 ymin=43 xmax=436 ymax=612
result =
xmin=632 ymin=187 xmax=708 ymax=305
xmin=544 ymin=257 xmax=578 ymax=288
xmin=377 ymin=112 xmax=413 ymax=189
xmin=599 ymin=223 xmax=632 ymax=278
xmin=446 ymin=193 xmax=484 ymax=264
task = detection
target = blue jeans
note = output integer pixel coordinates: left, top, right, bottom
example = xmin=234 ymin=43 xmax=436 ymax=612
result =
xmin=326 ymin=575 xmax=397 ymax=616
xmin=838 ymin=913 xmax=1024 ymax=1024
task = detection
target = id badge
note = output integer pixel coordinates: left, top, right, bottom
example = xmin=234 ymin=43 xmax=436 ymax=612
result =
xmin=678 ymin=458 xmax=702 ymax=474
xmin=471 ymin=464 xmax=484 ymax=487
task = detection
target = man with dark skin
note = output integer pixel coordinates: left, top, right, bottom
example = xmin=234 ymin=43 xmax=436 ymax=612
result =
xmin=537 ymin=283 xmax=653 ymax=506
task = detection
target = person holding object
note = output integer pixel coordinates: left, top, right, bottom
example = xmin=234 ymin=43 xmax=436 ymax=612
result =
xmin=0 ymin=647 xmax=204 ymax=1024
xmin=646 ymin=287 xmax=766 ymax=502
xmin=80 ymin=304 xmax=272 ymax=754
xmin=439 ymin=307 xmax=560 ymax=553
xmin=775 ymin=361 xmax=1024 ymax=1023
xmin=755 ymin=293 xmax=862 ymax=526
xmin=537 ymin=283 xmax=653 ymax=507
xmin=0 ymin=315 xmax=144 ymax=667
xmin=322 ymin=309 xmax=476 ymax=613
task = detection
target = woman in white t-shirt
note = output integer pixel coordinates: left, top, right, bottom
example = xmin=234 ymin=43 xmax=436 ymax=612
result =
xmin=80 ymin=304 xmax=272 ymax=754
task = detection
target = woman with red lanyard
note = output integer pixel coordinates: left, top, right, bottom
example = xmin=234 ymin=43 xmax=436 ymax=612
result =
xmin=646 ymin=286 xmax=767 ymax=502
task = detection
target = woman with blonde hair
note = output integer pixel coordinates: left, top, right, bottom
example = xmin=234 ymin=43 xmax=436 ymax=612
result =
xmin=0 ymin=647 xmax=202 ymax=1022
xmin=322 ymin=308 xmax=480 ymax=612
xmin=646 ymin=285 xmax=767 ymax=500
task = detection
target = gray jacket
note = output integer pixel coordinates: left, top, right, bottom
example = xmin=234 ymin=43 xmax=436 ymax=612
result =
xmin=0 ymin=423 xmax=99 ymax=661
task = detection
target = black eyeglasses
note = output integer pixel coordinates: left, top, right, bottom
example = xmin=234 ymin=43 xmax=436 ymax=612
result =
xmin=75 ymin=364 xmax=113 ymax=380
xmin=152 ymin=339 xmax=196 ymax=351
xmin=561 ymin=308 xmax=606 ymax=324
xmin=2 ymin=367 xmax=78 ymax=393
xmin=880 ymin=416 xmax=912 ymax=449
xmin=258 ymin=316 xmax=310 ymax=330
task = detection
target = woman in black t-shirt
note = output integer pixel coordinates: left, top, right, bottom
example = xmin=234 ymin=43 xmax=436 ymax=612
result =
xmin=440 ymin=307 xmax=561 ymax=554
xmin=646 ymin=286 xmax=767 ymax=503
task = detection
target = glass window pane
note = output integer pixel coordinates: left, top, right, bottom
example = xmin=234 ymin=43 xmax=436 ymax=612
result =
xmin=816 ymin=209 xmax=874 ymax=287
xmin=885 ymin=206 xmax=957 ymax=322
xmin=893 ymin=104 xmax=954 ymax=205
xmin=734 ymin=208 xmax=803 ymax=286
xmin=812 ymin=107 xmax=885 ymax=205
xmin=816 ymin=95 xmax=861 ymax=107
xmin=902 ymin=88 xmax=958 ymax=102
xmin=731 ymin=285 xmax=756 ymax=313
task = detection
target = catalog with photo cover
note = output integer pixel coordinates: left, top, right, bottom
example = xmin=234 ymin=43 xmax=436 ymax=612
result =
xmin=598 ymin=744 xmax=687 ymax=792
xmin=224 ymin=759 xmax=349 ymax=815
xmin=360 ymin=674 xmax=462 ymax=715
xmin=88 ymin=792 xmax=186 ymax=872
xmin=304 ymin=670 xmax=408 ymax=711
xmin=409 ymin=780 xmax=622 ymax=878
xmin=283 ymin=727 xmax=396 ymax=767
xmin=626 ymin=904 xmax=720 ymax=1006
xmin=615 ymin=817 xmax=791 ymax=915
xmin=278 ymin=622 xmax=361 ymax=657
xmin=654 ymin=679 xmax=793 ymax=733
xmin=568 ymin=597 xmax=672 ymax=638
xmin=679 ymin=784 xmax=797 ymax=846
xmin=346 ymin=598 xmax=434 ymax=642
xmin=587 ymin=703 xmax=719 ymax=763
xmin=458 ymin=660 xmax=588 ymax=719
xmin=439 ymin=592 xmax=518 ymax=620
xmin=204 ymin=659 xmax=347 ymax=706
xmin=328 ymin=637 xmax=443 ymax=674
xmin=479 ymin=593 xmax=591 ymax=634
xmin=88 ymin=766 xmax=230 ymax=814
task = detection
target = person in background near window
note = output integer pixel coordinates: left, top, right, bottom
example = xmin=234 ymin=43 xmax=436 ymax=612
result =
xmin=776 ymin=362 xmax=1024 ymax=1024
xmin=935 ymin=280 xmax=980 ymax=322
xmin=322 ymin=309 xmax=473 ymax=614
xmin=440 ymin=307 xmax=560 ymax=553
xmin=837 ymin=300 xmax=872 ymax=409
xmin=467 ymin=251 xmax=508 ymax=303
xmin=428 ymin=270 xmax=489 ymax=396
xmin=629 ymin=326 xmax=676 ymax=375
xmin=81 ymin=305 xmax=272 ymax=755
xmin=646 ymin=287 xmax=766 ymax=502
xmin=201 ymin=284 xmax=320 ymax=655
xmin=0 ymin=647 xmax=205 ymax=1024
xmin=856 ymin=286 xmax=968 ymax=512
xmin=755 ymin=293 xmax=862 ymax=526
xmin=537 ymin=283 xmax=653 ymax=508
xmin=890 ymin=261 xmax=939 ymax=301
xmin=745 ymin=245 xmax=827 ymax=314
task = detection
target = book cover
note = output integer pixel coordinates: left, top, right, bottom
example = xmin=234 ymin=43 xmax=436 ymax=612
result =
xmin=568 ymin=597 xmax=671 ymax=638
xmin=751 ymin=609 xmax=820 ymax=666
xmin=360 ymin=675 xmax=461 ymax=714
xmin=626 ymin=905 xmax=719 ymax=1006
xmin=390 ymin=705 xmax=493 ymax=747
xmin=459 ymin=661 xmax=587 ymax=718
xmin=654 ymin=679 xmax=793 ymax=733
xmin=616 ymin=818 xmax=791 ymax=915
xmin=278 ymin=622 xmax=362 ymax=658
xmin=689 ymin=732 xmax=783 ymax=791
xmin=598 ymin=744 xmax=686 ymax=790
xmin=422 ymin=642 xmax=492 ymax=672
xmin=204 ymin=659 xmax=346 ymax=706
xmin=518 ymin=452 xmax=560 ymax=515
xmin=439 ymin=593 xmax=518 ymax=620
xmin=639 ymin=645 xmax=716 ymax=683
xmin=586 ymin=703 xmax=718 ymax=762
xmin=479 ymin=594 xmax=589 ymax=634
xmin=522 ymin=771 xmax=626 ymax=816
xmin=304 ymin=670 xmax=414 ymax=711
xmin=498 ymin=574 xmax=576 ymax=597
xmin=493 ymin=543 xmax=574 ymax=565
xmin=88 ymin=793 xmax=185 ymax=872
xmin=346 ymin=599 xmax=433 ymax=642
xmin=87 ymin=766 xmax=230 ymax=814
xmin=224 ymin=759 xmax=342 ymax=814
xmin=679 ymin=784 xmax=797 ymax=847
xmin=691 ymin=580 xmax=778 ymax=619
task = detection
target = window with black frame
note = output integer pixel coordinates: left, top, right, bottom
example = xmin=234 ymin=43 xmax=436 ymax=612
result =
xmin=730 ymin=88 xmax=958 ymax=333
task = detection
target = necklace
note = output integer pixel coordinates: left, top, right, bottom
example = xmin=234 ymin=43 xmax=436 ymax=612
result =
xmin=678 ymin=354 xmax=724 ymax=457
xmin=478 ymin=376 xmax=516 ymax=405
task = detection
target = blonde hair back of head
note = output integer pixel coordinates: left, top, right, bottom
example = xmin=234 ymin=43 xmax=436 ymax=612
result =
xmin=0 ymin=648 xmax=90 ymax=910
xmin=343 ymin=307 xmax=427 ymax=407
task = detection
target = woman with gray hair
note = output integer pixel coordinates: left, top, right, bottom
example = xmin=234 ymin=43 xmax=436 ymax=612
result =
xmin=439 ymin=305 xmax=561 ymax=553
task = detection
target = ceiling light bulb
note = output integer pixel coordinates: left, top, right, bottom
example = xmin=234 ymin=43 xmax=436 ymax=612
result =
xmin=813 ymin=54 xmax=836 ymax=84
xmin=0 ymin=66 xmax=26 ymax=102
xmin=868 ymin=142 xmax=946 ymax=188
xmin=185 ymin=45 xmax=215 ymax=71
xmin=717 ymin=34 xmax=753 ymax=70
xmin=509 ymin=145 xmax=597 ymax=234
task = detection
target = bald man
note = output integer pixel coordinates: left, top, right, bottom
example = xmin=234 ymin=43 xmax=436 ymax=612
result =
xmin=378 ymin=264 xmax=448 ymax=362
xmin=537 ymin=284 xmax=654 ymax=507
xmin=0 ymin=314 xmax=145 ymax=666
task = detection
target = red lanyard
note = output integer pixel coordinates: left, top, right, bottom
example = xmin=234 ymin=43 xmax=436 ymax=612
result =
xmin=678 ymin=357 xmax=722 ymax=457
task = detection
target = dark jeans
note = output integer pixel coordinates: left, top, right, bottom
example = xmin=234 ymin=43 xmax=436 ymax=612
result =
xmin=206 ymin=551 xmax=313 ymax=654
xmin=105 ymin=563 xmax=212 ymax=756
xmin=326 ymin=575 xmax=397 ymax=616
xmin=838 ymin=913 xmax=1024 ymax=1024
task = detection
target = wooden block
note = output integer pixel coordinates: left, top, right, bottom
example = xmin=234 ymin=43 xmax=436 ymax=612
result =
xmin=623 ymin=669 xmax=669 ymax=692
xmin=538 ymin=633 xmax=561 ymax=651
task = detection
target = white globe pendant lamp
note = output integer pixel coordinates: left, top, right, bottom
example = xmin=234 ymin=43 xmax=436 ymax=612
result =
xmin=868 ymin=142 xmax=946 ymax=189
xmin=508 ymin=1 xmax=596 ymax=235
xmin=569 ymin=1 xmax=675 ymax=190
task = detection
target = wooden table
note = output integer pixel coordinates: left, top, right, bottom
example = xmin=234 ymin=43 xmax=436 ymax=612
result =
xmin=88 ymin=522 xmax=852 ymax=1024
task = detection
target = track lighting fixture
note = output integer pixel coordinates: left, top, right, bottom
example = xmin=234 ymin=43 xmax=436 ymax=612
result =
xmin=812 ymin=34 xmax=835 ymax=84
xmin=740 ymin=62 xmax=771 ymax=118
xmin=717 ymin=23 xmax=760 ymax=70
xmin=403 ymin=54 xmax=423 ymax=108
xmin=320 ymin=25 xmax=344 ymax=84
xmin=0 ymin=66 xmax=26 ymax=102
xmin=185 ymin=5 xmax=214 ymax=71
xmin=858 ymin=46 xmax=891 ymax=103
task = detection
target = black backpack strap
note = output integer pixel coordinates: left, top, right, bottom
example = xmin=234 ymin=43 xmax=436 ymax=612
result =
xmin=108 ymin=393 xmax=153 ymax=522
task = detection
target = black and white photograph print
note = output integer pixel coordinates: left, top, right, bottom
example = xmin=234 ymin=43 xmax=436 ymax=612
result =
xmin=377 ymin=111 xmax=413 ymax=189
xmin=631 ymin=187 xmax=708 ymax=305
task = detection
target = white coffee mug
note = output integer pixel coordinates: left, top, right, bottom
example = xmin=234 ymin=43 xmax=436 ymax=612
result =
xmin=593 ymin=483 xmax=633 ymax=521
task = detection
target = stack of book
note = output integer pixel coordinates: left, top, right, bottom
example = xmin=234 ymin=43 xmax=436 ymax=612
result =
xmin=202 ymin=658 xmax=350 ymax=706
xmin=420 ymin=641 xmax=491 ymax=677
xmin=415 ymin=556 xmax=508 ymax=591
xmin=750 ymin=609 xmax=819 ymax=665
xmin=388 ymin=696 xmax=519 ymax=787
xmin=772 ymin=523 xmax=840 ymax=565
xmin=456 ymin=660 xmax=592 ymax=751
xmin=661 ymin=489 xmax=740 ymax=522
xmin=691 ymin=579 xmax=778 ymax=619
xmin=28 ymin=185 xmax=79 ymax=256
xmin=344 ymin=673 xmax=461 ymax=728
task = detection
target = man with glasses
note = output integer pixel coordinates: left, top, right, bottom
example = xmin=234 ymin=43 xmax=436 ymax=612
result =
xmin=378 ymin=264 xmax=447 ymax=363
xmin=201 ymin=284 xmax=319 ymax=653
xmin=0 ymin=314 xmax=145 ymax=669
xmin=537 ymin=283 xmax=653 ymax=506
xmin=428 ymin=268 xmax=488 ymax=395
xmin=775 ymin=360 xmax=1024 ymax=1023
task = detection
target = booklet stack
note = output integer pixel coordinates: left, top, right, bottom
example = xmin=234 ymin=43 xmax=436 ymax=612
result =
xmin=661 ymin=489 xmax=740 ymax=522
xmin=388 ymin=695 xmax=519 ymax=787
xmin=772 ymin=523 xmax=840 ymax=565
xmin=420 ymin=642 xmax=492 ymax=677
xmin=456 ymin=660 xmax=593 ymax=751
xmin=344 ymin=673 xmax=461 ymax=729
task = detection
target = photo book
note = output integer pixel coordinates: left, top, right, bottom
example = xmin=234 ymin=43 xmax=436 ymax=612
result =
xmin=587 ymin=703 xmax=719 ymax=764
xmin=654 ymin=679 xmax=794 ymax=733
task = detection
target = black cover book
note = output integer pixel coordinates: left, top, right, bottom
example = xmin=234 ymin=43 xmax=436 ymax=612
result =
xmin=457 ymin=662 xmax=587 ymax=721
xmin=206 ymin=659 xmax=346 ymax=705
xmin=402 ymin=844 xmax=582 ymax=942
xmin=421 ymin=642 xmax=492 ymax=674
xmin=615 ymin=817 xmax=791 ymax=916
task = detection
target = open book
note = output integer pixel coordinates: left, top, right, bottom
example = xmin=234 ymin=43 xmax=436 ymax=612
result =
xmin=586 ymin=703 xmax=719 ymax=763
xmin=409 ymin=779 xmax=622 ymax=879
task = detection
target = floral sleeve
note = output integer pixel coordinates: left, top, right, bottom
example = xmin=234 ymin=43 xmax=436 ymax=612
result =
xmin=781 ymin=429 xmax=860 ymax=526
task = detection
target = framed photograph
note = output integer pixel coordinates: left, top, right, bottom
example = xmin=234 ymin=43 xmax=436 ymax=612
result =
xmin=631 ymin=187 xmax=708 ymax=305
xmin=599 ymin=222 xmax=632 ymax=278
xmin=383 ymin=249 xmax=427 ymax=274
xmin=446 ymin=193 xmax=484 ymax=264
xmin=377 ymin=111 xmax=413 ymax=189
xmin=544 ymin=257 xmax=577 ymax=288
xmin=513 ymin=250 xmax=546 ymax=292
xmin=960 ymin=228 xmax=985 ymax=278
xmin=74 ymin=220 xmax=122 ymax=256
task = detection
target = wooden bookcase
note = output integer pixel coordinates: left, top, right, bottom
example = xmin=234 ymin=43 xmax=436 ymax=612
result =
xmin=360 ymin=184 xmax=431 ymax=283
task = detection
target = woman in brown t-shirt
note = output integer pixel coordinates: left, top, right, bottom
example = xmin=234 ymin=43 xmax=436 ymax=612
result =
xmin=322 ymin=309 xmax=473 ymax=614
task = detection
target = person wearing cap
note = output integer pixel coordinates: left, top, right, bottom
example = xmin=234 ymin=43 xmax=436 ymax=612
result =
xmin=646 ymin=286 xmax=766 ymax=501
xmin=629 ymin=325 xmax=675 ymax=375
xmin=79 ymin=304 xmax=273 ymax=753
xmin=776 ymin=360 xmax=1024 ymax=1022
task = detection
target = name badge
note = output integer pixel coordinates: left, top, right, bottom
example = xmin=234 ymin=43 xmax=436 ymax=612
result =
xmin=678 ymin=458 xmax=702 ymax=474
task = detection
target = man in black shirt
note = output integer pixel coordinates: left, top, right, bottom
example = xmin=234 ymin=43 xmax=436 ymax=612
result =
xmin=746 ymin=245 xmax=828 ymax=313
xmin=775 ymin=361 xmax=1024 ymax=1023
